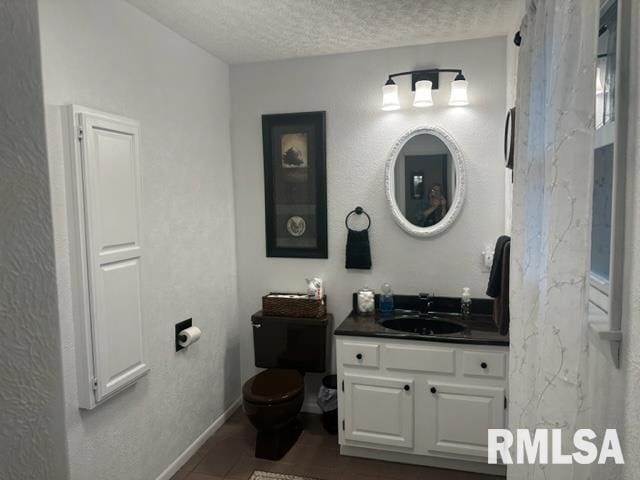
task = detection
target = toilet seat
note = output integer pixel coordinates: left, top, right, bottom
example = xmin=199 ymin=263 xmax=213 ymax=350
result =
xmin=243 ymin=369 xmax=304 ymax=405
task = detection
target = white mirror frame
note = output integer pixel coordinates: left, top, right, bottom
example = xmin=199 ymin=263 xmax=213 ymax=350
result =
xmin=384 ymin=126 xmax=466 ymax=238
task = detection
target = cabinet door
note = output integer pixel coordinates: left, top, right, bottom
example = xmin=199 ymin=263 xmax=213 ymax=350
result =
xmin=426 ymin=382 xmax=504 ymax=458
xmin=71 ymin=107 xmax=148 ymax=408
xmin=343 ymin=373 xmax=414 ymax=448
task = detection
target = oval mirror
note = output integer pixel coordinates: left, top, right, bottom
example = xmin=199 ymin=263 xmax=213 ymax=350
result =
xmin=385 ymin=126 xmax=466 ymax=237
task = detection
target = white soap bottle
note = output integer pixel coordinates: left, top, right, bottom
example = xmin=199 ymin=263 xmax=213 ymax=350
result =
xmin=461 ymin=287 xmax=472 ymax=318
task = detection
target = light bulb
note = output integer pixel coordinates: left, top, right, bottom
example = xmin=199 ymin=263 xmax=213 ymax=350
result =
xmin=382 ymin=80 xmax=400 ymax=111
xmin=413 ymin=80 xmax=434 ymax=108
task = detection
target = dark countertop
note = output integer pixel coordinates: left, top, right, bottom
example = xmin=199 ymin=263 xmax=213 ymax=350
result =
xmin=335 ymin=310 xmax=509 ymax=347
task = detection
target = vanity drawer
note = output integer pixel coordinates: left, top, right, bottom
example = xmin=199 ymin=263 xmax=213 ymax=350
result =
xmin=341 ymin=341 xmax=380 ymax=368
xmin=384 ymin=344 xmax=455 ymax=374
xmin=462 ymin=351 xmax=506 ymax=379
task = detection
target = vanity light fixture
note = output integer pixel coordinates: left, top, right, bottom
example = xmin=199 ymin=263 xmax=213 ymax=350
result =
xmin=381 ymin=68 xmax=469 ymax=110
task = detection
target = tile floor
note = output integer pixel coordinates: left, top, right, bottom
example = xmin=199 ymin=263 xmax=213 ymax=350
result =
xmin=171 ymin=408 xmax=504 ymax=480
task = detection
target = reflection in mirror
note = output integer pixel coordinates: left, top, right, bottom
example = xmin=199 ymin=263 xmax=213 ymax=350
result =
xmin=393 ymin=134 xmax=456 ymax=227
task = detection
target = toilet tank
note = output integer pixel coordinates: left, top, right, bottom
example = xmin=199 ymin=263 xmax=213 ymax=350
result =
xmin=251 ymin=312 xmax=330 ymax=372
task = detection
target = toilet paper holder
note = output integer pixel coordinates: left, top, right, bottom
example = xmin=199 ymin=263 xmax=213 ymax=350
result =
xmin=175 ymin=318 xmax=192 ymax=352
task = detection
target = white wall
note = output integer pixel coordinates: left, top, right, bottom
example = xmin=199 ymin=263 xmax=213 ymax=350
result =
xmin=0 ymin=1 xmax=68 ymax=478
xmin=230 ymin=37 xmax=507 ymax=399
xmin=37 ymin=0 xmax=240 ymax=478
xmin=620 ymin=3 xmax=640 ymax=477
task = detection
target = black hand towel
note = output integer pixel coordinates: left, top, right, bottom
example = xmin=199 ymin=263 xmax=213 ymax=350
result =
xmin=346 ymin=229 xmax=371 ymax=269
xmin=486 ymin=235 xmax=511 ymax=297
xmin=494 ymin=240 xmax=511 ymax=335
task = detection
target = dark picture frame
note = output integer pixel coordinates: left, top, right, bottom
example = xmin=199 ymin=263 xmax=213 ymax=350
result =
xmin=262 ymin=111 xmax=327 ymax=258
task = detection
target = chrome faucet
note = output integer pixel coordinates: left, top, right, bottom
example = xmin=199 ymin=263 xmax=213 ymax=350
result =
xmin=418 ymin=292 xmax=434 ymax=315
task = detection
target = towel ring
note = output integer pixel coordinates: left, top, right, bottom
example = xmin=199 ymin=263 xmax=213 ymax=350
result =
xmin=345 ymin=206 xmax=371 ymax=231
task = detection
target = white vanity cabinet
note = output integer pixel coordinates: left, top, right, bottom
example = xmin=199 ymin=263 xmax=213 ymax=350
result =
xmin=336 ymin=336 xmax=508 ymax=475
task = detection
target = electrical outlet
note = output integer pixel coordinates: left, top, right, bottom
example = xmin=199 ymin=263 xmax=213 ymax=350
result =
xmin=481 ymin=245 xmax=494 ymax=272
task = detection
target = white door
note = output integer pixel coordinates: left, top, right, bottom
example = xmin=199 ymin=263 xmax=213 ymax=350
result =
xmin=426 ymin=382 xmax=505 ymax=458
xmin=76 ymin=109 xmax=148 ymax=405
xmin=343 ymin=373 xmax=414 ymax=449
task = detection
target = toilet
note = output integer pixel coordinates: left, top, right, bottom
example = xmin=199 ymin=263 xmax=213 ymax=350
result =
xmin=243 ymin=312 xmax=328 ymax=460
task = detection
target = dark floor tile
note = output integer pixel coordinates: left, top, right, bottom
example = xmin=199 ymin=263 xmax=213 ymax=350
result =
xmin=280 ymin=461 xmax=339 ymax=480
xmin=170 ymin=465 xmax=192 ymax=480
xmin=193 ymin=436 xmax=247 ymax=477
xmin=226 ymin=408 xmax=249 ymax=425
xmin=186 ymin=473 xmax=225 ymax=480
xmin=452 ymin=472 xmax=505 ymax=480
xmin=176 ymin=410 xmax=502 ymax=480
xmin=282 ymin=441 xmax=350 ymax=471
xmin=338 ymin=475 xmax=384 ymax=480
xmin=171 ymin=453 xmax=202 ymax=480
xmin=225 ymin=457 xmax=290 ymax=480
xmin=343 ymin=456 xmax=473 ymax=480
xmin=297 ymin=414 xmax=339 ymax=449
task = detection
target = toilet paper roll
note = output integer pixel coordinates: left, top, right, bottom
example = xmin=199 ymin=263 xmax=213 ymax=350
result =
xmin=178 ymin=326 xmax=202 ymax=348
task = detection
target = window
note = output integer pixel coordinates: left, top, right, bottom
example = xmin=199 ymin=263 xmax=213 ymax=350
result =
xmin=588 ymin=0 xmax=630 ymax=368
xmin=595 ymin=1 xmax=617 ymax=130
xmin=590 ymin=0 xmax=618 ymax=316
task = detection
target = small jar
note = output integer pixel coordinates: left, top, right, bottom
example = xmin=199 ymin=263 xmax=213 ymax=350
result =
xmin=357 ymin=286 xmax=375 ymax=315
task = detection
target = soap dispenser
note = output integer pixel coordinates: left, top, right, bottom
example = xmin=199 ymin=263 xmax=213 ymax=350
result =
xmin=461 ymin=287 xmax=472 ymax=318
xmin=379 ymin=283 xmax=394 ymax=314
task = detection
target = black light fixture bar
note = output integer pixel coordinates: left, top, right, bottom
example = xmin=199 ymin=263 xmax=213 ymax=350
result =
xmin=386 ymin=68 xmax=464 ymax=91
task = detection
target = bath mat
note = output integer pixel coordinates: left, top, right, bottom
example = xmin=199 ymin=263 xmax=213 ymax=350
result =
xmin=249 ymin=471 xmax=319 ymax=480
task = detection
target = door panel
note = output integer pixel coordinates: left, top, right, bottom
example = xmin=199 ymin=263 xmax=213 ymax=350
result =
xmin=427 ymin=382 xmax=504 ymax=458
xmin=99 ymin=259 xmax=145 ymax=391
xmin=79 ymin=111 xmax=147 ymax=403
xmin=344 ymin=373 xmax=414 ymax=448
xmin=93 ymin=128 xmax=139 ymax=250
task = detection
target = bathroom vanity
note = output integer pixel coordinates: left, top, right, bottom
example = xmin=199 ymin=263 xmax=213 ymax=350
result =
xmin=335 ymin=296 xmax=508 ymax=476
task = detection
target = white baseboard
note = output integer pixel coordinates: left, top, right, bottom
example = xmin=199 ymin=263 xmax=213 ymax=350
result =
xmin=156 ymin=396 xmax=242 ymax=480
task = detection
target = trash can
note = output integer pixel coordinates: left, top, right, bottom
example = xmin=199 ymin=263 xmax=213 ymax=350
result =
xmin=317 ymin=374 xmax=338 ymax=434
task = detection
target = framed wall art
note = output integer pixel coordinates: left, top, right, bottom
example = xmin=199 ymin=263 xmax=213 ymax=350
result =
xmin=262 ymin=111 xmax=327 ymax=258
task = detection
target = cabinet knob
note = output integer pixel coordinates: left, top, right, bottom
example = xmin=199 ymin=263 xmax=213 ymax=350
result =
xmin=481 ymin=362 xmax=488 ymax=369
xmin=356 ymin=353 xmax=363 ymax=360
xmin=404 ymin=384 xmax=410 ymax=391
xmin=430 ymin=387 xmax=437 ymax=394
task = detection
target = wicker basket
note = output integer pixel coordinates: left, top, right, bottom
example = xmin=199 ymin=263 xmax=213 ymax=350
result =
xmin=262 ymin=293 xmax=327 ymax=318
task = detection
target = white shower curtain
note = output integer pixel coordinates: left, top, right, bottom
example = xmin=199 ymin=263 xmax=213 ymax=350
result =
xmin=509 ymin=0 xmax=597 ymax=478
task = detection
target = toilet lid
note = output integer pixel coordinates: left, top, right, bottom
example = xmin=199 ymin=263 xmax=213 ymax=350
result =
xmin=243 ymin=369 xmax=304 ymax=405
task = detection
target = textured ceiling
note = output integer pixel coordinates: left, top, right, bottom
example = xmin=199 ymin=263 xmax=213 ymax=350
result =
xmin=126 ymin=0 xmax=522 ymax=64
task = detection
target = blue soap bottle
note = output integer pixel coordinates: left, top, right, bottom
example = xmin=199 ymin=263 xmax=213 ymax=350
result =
xmin=379 ymin=283 xmax=394 ymax=314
